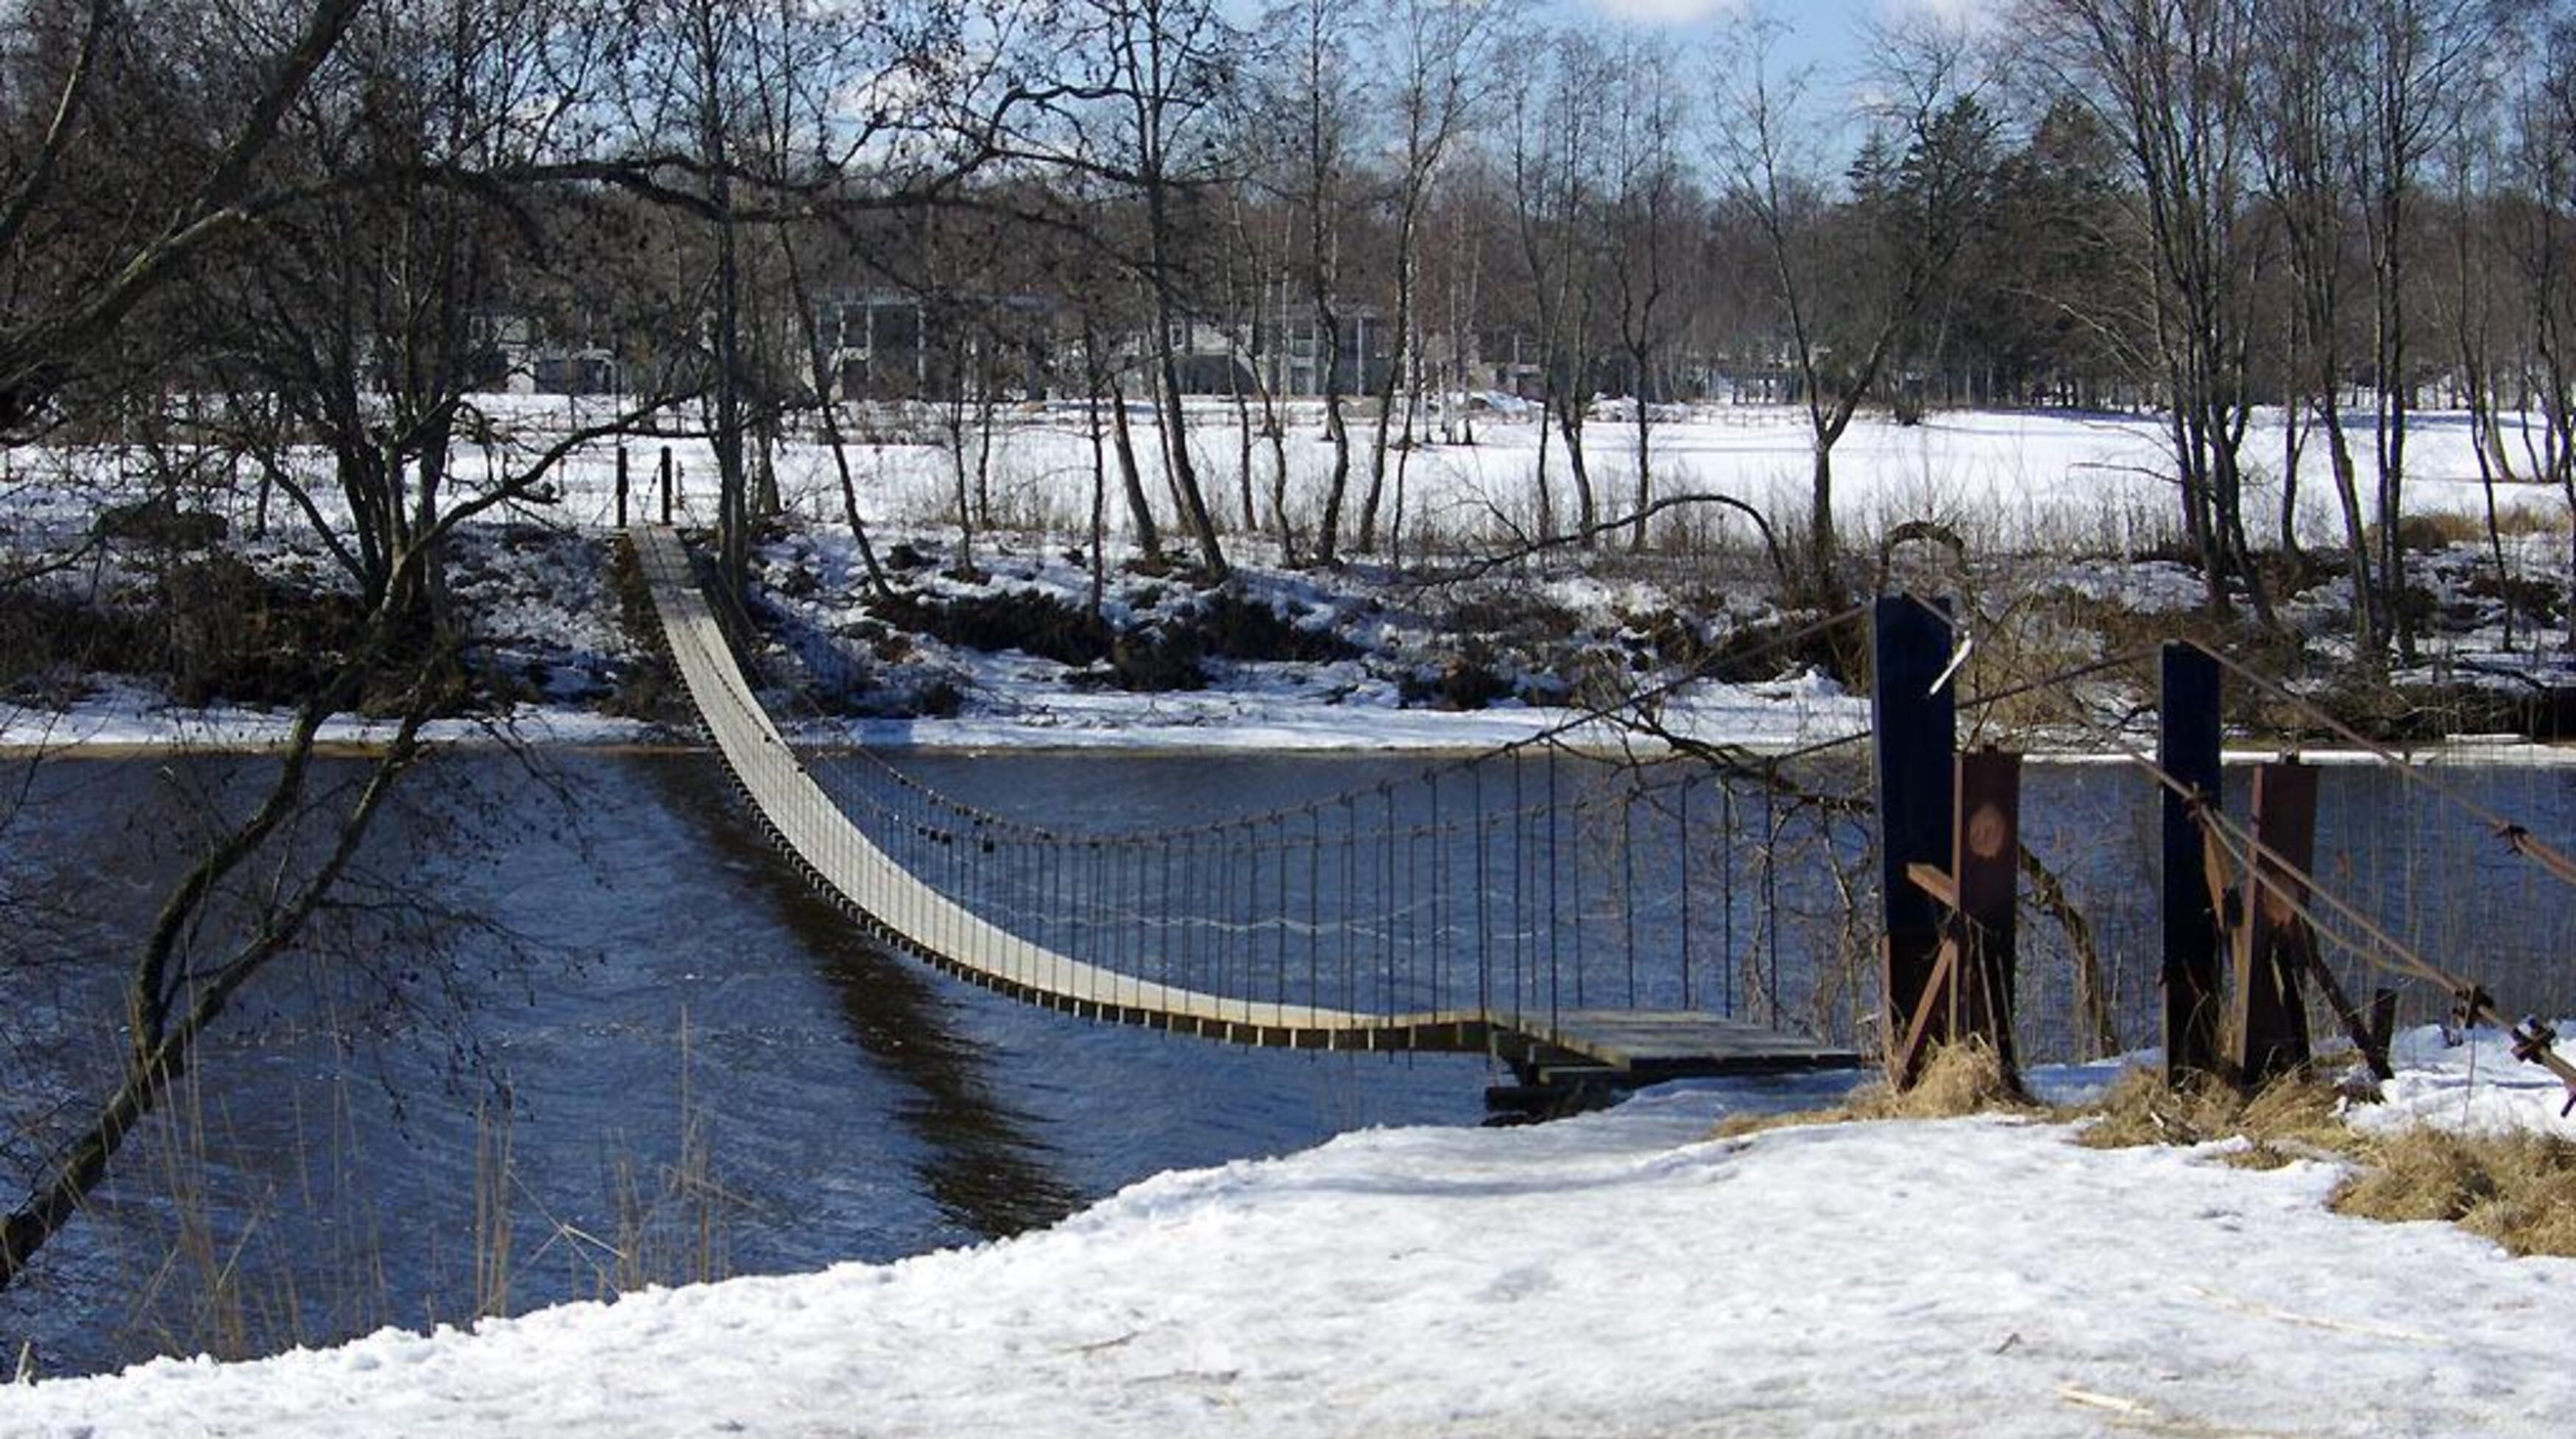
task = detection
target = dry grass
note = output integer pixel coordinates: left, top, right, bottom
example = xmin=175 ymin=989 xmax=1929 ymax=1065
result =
xmin=2067 ymin=1067 xmax=2356 ymax=1170
xmin=2073 ymin=1067 xmax=2576 ymax=1257
xmin=1709 ymin=1049 xmax=2576 ymax=1260
xmin=2383 ymin=507 xmax=2569 ymax=548
xmin=2332 ymin=1128 xmax=2576 ymax=1258
xmin=1713 ymin=1039 xmax=2030 ymax=1138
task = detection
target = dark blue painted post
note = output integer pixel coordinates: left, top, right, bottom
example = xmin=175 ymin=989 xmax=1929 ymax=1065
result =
xmin=1872 ymin=595 xmax=1956 ymax=1088
xmin=2159 ymin=643 xmax=2224 ymax=1086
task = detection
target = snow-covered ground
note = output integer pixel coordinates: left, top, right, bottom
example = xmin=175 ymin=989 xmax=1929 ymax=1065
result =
xmin=4 ymin=1027 xmax=2572 ymax=1438
xmin=6 ymin=400 xmax=2572 ymax=755
xmin=418 ymin=396 xmax=2564 ymax=553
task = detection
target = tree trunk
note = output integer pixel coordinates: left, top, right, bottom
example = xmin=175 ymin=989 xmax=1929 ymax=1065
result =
xmin=1631 ymin=363 xmax=1652 ymax=553
xmin=1105 ymin=365 xmax=1161 ymax=560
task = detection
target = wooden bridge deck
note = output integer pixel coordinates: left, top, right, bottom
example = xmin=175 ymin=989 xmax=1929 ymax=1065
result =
xmin=1506 ymin=1011 xmax=1861 ymax=1083
xmin=632 ymin=523 xmax=1859 ymax=1084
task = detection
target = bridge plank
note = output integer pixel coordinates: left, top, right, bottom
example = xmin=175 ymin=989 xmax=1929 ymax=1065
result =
xmin=1519 ymin=1010 xmax=1862 ymax=1079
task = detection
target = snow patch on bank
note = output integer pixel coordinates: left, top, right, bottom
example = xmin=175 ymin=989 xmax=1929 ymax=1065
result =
xmin=7 ymin=1030 xmax=2575 ymax=1438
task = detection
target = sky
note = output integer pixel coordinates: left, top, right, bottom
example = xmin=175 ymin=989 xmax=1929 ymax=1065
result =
xmin=1574 ymin=0 xmax=2004 ymax=85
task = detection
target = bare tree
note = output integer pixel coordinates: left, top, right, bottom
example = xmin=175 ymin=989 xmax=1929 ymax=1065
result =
xmin=1354 ymin=0 xmax=1501 ymax=554
xmin=2508 ymin=12 xmax=2576 ymax=645
xmin=1716 ymin=17 xmax=1995 ymax=601
xmin=1602 ymin=38 xmax=1690 ymax=554
xmin=0 ymin=0 xmax=366 ymax=428
xmin=1052 ymin=0 xmax=1236 ymax=579
xmin=2021 ymin=0 xmax=2277 ymax=626
xmin=1509 ymin=31 xmax=1612 ymax=547
xmin=1255 ymin=0 xmax=1362 ymax=565
xmin=2350 ymin=0 xmax=2497 ymax=662
xmin=2254 ymin=0 xmax=2378 ymax=652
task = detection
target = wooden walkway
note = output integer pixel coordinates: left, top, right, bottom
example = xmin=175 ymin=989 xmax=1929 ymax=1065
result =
xmin=632 ymin=524 xmax=1859 ymax=1089
xmin=1515 ymin=1011 xmax=1862 ymax=1083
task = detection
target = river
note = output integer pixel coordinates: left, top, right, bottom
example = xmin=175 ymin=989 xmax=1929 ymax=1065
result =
xmin=1 ymin=745 xmax=2569 ymax=1376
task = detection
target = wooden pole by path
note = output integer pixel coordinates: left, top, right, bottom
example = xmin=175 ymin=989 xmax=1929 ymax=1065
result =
xmin=659 ymin=446 xmax=675 ymax=524
xmin=616 ymin=445 xmax=630 ymax=528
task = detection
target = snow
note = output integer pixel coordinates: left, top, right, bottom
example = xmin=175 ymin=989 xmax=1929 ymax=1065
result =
xmin=8 ymin=399 xmax=2573 ymax=755
xmin=0 ymin=682 xmax=655 ymax=754
xmin=10 ymin=402 xmax=2576 ymax=1430
xmin=4 ymin=1031 xmax=2572 ymax=1437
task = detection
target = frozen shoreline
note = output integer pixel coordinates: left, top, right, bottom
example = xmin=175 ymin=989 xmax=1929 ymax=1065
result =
xmin=12 ymin=696 xmax=2576 ymax=767
xmin=6 ymin=1028 xmax=2575 ymax=1438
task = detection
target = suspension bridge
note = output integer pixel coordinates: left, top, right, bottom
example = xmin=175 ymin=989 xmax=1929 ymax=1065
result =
xmin=632 ymin=521 xmax=2576 ymax=1112
xmin=632 ymin=523 xmax=1860 ymax=1103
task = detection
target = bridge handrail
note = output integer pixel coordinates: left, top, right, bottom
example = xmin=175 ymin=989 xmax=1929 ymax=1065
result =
xmin=633 ymin=524 xmax=1485 ymax=1039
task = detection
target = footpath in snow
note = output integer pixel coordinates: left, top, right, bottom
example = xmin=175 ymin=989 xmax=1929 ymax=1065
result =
xmin=4 ymin=1028 xmax=2573 ymax=1438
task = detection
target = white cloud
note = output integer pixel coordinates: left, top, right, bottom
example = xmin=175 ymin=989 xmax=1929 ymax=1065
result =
xmin=1583 ymin=0 xmax=1744 ymax=25
xmin=1872 ymin=0 xmax=2006 ymax=33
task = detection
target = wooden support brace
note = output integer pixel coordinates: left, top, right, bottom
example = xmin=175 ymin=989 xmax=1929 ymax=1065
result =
xmin=2367 ymin=989 xmax=2399 ymax=1075
xmin=1952 ymin=749 xmax=2022 ymax=1079
xmin=1892 ymin=937 xmax=1962 ymax=1083
xmin=2301 ymin=952 xmax=2394 ymax=1083
xmin=1891 ymin=750 xmax=2022 ymax=1086
xmin=2230 ymin=762 xmax=2317 ymax=1088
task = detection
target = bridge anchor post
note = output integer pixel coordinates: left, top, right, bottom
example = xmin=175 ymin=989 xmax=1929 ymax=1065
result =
xmin=1872 ymin=595 xmax=1957 ymax=1090
xmin=1892 ymin=749 xmax=2023 ymax=1089
xmin=2159 ymin=643 xmax=2226 ymax=1085
xmin=2228 ymin=760 xmax=2318 ymax=1088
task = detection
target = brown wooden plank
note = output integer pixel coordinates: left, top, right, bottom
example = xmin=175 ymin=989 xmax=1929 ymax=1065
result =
xmin=1906 ymin=862 xmax=1960 ymax=911
xmin=1953 ymin=749 xmax=2021 ymax=1076
xmin=2231 ymin=762 xmax=2316 ymax=1086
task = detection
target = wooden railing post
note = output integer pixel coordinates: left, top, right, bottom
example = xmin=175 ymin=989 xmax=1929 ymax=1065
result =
xmin=2231 ymin=760 xmax=2318 ymax=1086
xmin=615 ymin=445 xmax=630 ymax=528
xmin=1872 ymin=595 xmax=1956 ymax=1089
xmin=2159 ymin=643 xmax=2225 ymax=1085
xmin=659 ymin=445 xmax=675 ymax=524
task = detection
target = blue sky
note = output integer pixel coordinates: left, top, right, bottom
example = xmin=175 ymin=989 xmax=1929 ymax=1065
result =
xmin=1570 ymin=0 xmax=1997 ymax=82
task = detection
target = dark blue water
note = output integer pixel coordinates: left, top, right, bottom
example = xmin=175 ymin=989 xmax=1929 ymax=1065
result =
xmin=0 ymin=750 xmax=1489 ymax=1377
xmin=4 ymin=746 xmax=2571 ymax=1377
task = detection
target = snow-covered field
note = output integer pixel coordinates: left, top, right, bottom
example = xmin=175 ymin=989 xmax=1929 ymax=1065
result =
xmin=8 ymin=397 xmax=2557 ymax=554
xmin=14 ymin=400 xmax=2566 ymax=755
xmin=3 ymin=1026 xmax=2571 ymax=1438
xmin=423 ymin=396 xmax=2565 ymax=552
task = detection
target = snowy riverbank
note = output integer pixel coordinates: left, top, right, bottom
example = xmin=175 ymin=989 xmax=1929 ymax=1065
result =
xmin=4 ymin=1026 xmax=2572 ymax=1438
